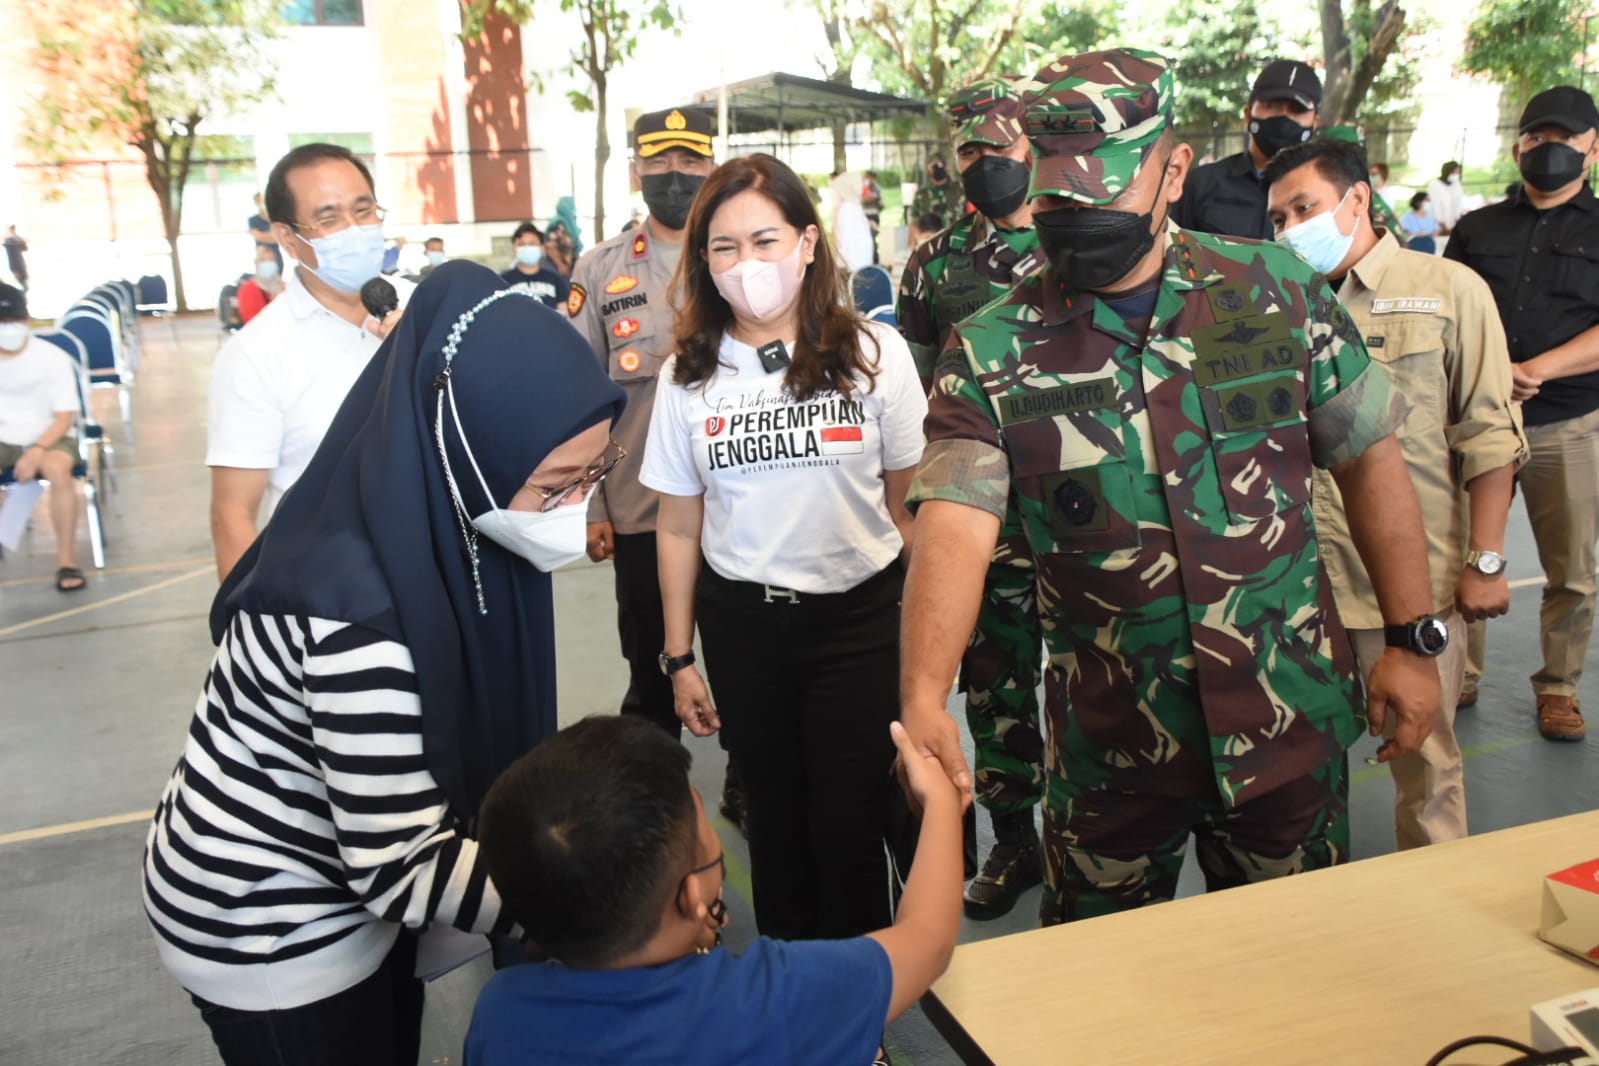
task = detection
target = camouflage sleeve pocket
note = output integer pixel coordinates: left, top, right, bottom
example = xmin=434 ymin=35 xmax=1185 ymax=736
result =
xmin=1007 ymin=418 xmax=1141 ymax=557
xmin=1198 ymin=370 xmax=1313 ymax=524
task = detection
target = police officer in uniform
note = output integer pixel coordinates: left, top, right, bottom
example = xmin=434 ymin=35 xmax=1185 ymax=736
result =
xmin=1173 ymin=59 xmax=1321 ymax=239
xmin=897 ymin=76 xmax=1047 ymax=919
xmin=570 ymin=107 xmax=746 ymax=821
xmin=900 ymin=49 xmax=1444 ymax=924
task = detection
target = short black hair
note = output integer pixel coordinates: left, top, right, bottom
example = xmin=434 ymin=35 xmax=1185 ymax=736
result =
xmin=1410 ymin=191 xmax=1430 ymax=211
xmin=423 ymin=236 xmax=444 ymax=249
xmin=512 ymin=221 xmax=544 ymax=243
xmin=478 ymin=715 xmax=697 ymax=968
xmin=1262 ymin=137 xmax=1370 ymax=194
xmin=915 ymin=211 xmax=946 ymax=233
xmin=263 ymin=144 xmax=375 ymax=229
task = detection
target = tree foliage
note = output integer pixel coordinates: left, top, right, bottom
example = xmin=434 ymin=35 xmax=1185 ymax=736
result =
xmin=1459 ymin=0 xmax=1592 ymax=119
xmin=850 ymin=0 xmax=1028 ymax=104
xmin=1147 ymin=0 xmax=1307 ymax=132
xmin=1320 ymin=0 xmax=1408 ymax=123
xmin=25 ymin=0 xmax=281 ymax=309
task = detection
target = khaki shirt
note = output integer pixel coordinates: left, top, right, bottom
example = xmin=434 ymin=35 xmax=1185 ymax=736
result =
xmin=568 ymin=223 xmax=682 ymax=534
xmin=1312 ymin=231 xmax=1529 ymax=631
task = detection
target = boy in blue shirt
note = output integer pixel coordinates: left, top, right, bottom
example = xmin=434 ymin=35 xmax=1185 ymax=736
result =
xmin=467 ymin=714 xmax=967 ymax=1065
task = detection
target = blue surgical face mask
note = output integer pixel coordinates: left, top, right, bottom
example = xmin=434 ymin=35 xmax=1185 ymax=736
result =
xmin=1278 ymin=188 xmax=1357 ymax=275
xmin=427 ymin=250 xmax=447 ymax=267
xmin=515 ymin=244 xmax=544 ymax=268
xmin=256 ymin=259 xmax=281 ymax=281
xmin=305 ymin=223 xmax=385 ymax=293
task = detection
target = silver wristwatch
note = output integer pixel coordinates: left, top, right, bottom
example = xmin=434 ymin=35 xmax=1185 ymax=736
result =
xmin=1465 ymin=549 xmax=1506 ymax=576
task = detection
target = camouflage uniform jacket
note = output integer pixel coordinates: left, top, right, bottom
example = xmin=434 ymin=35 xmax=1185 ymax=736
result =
xmin=910 ymin=179 xmax=969 ymax=228
xmin=897 ymin=211 xmax=1043 ymax=386
xmin=908 ymin=223 xmax=1404 ymax=808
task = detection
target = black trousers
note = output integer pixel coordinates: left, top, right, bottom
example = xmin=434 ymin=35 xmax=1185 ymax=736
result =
xmin=192 ymin=931 xmax=422 ymax=1066
xmin=612 ymin=532 xmax=679 ymax=737
xmin=697 ymin=562 xmax=902 ymax=941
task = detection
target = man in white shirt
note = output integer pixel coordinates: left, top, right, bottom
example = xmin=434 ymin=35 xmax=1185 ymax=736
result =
xmin=208 ymin=143 xmax=411 ymax=580
xmin=0 ymin=283 xmax=86 ymax=590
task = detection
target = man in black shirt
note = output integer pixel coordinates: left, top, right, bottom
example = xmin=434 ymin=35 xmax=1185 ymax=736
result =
xmin=1445 ymin=86 xmax=1599 ymax=742
xmin=1172 ymin=60 xmax=1319 ymax=239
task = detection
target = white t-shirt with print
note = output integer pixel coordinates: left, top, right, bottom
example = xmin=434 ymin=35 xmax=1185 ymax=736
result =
xmin=640 ymin=320 xmax=926 ymax=594
xmin=0 ymin=333 xmax=79 ymax=446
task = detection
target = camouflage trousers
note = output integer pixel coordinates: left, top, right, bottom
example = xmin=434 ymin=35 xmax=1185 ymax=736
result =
xmin=1038 ymin=754 xmax=1350 ymax=925
xmin=960 ymin=559 xmax=1045 ymax=815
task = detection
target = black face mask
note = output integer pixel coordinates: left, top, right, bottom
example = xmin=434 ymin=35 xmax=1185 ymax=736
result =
xmin=929 ymin=162 xmax=948 ymax=184
xmin=1033 ymin=161 xmax=1168 ymax=293
xmin=1249 ymin=114 xmax=1313 ymax=160
xmin=1519 ymin=141 xmax=1591 ymax=193
xmin=641 ymin=171 xmax=705 ymax=231
xmin=960 ymin=155 xmax=1031 ymax=221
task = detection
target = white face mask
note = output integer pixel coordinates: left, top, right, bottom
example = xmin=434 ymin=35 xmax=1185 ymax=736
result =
xmin=471 ymin=486 xmax=594 ymax=572
xmin=0 ymin=322 xmax=29 ymax=351
xmin=1278 ymin=188 xmax=1357 ymax=276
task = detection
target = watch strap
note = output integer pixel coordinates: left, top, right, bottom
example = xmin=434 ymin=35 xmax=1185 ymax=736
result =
xmin=660 ymin=649 xmax=696 ymax=675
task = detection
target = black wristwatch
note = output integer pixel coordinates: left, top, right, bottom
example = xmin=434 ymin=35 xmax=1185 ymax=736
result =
xmin=1384 ymin=615 xmax=1450 ymax=657
xmin=658 ymin=649 xmax=696 ymax=676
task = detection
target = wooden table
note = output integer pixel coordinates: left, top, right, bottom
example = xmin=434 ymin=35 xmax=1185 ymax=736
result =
xmin=925 ymin=811 xmax=1599 ymax=1064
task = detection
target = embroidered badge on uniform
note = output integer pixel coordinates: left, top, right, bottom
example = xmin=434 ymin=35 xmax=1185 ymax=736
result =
xmin=632 ymin=233 xmax=648 ymax=259
xmin=618 ymin=349 xmax=642 ymax=372
xmin=567 ymin=283 xmax=587 ymax=318
xmin=605 ymin=275 xmax=639 ymax=294
xmin=613 ymin=317 xmax=641 ymax=339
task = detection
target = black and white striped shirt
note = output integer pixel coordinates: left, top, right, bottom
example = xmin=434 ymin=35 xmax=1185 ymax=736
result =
xmin=143 ymin=612 xmax=507 ymax=1010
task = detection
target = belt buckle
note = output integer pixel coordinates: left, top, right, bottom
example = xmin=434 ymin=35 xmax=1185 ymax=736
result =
xmin=762 ymin=585 xmax=799 ymax=604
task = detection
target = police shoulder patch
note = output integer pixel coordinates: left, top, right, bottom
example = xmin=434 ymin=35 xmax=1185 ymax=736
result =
xmin=631 ymin=232 xmax=648 ymax=259
xmin=567 ymin=282 xmax=587 ymax=318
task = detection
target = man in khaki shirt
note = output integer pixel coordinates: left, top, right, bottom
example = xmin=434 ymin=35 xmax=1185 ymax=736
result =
xmin=1266 ymin=138 xmax=1528 ymax=848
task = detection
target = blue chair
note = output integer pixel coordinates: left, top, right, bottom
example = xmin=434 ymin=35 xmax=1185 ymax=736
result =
xmin=0 ymin=330 xmax=109 ymax=568
xmin=90 ymin=283 xmax=142 ymax=372
xmin=59 ymin=306 xmax=134 ymax=442
xmin=850 ymin=265 xmax=897 ymax=327
xmin=135 ymin=274 xmax=173 ymax=316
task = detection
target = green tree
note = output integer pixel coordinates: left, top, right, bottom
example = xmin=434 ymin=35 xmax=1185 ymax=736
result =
xmin=1149 ymin=0 xmax=1302 ymax=133
xmin=24 ymin=0 xmax=281 ymax=310
xmin=465 ymin=0 xmax=680 ymax=242
xmin=850 ymin=0 xmax=1028 ymax=105
xmin=1459 ymin=0 xmax=1592 ymax=120
xmin=1320 ymin=0 xmax=1408 ymax=123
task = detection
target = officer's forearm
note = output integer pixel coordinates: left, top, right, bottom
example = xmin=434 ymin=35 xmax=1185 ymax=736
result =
xmin=1329 ymin=435 xmax=1433 ymax=624
xmin=1529 ymin=321 xmax=1599 ymax=383
xmin=900 ymin=500 xmax=1000 ymax=718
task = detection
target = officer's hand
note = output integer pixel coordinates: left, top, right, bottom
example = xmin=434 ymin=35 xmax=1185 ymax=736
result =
xmin=890 ymin=720 xmax=970 ymax=819
xmin=898 ymin=703 xmax=973 ymax=795
xmin=1456 ymin=569 xmax=1510 ymax=623
xmin=586 ymin=520 xmax=615 ymax=562
xmin=1510 ymin=363 xmax=1543 ymax=403
xmin=672 ymin=667 xmax=720 ymax=737
xmin=1365 ymin=647 xmax=1441 ymax=762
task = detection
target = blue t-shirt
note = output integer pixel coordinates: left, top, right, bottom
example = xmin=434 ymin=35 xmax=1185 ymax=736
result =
xmin=499 ymin=265 xmax=570 ymax=309
xmin=464 ymin=936 xmax=893 ymax=1065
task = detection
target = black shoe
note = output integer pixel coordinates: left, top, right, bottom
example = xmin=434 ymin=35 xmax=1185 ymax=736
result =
xmin=962 ymin=840 xmax=1042 ymax=920
xmin=719 ymin=761 xmax=748 ymax=838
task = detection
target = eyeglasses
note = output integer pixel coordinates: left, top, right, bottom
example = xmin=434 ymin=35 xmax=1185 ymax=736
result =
xmin=291 ymin=203 xmax=388 ymax=237
xmin=677 ymin=853 xmax=727 ymax=918
xmin=529 ymin=438 xmax=626 ymax=513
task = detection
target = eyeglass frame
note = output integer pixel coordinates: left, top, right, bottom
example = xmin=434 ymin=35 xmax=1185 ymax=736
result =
xmin=288 ymin=202 xmax=389 ymax=238
xmin=528 ymin=438 xmax=626 ymax=513
xmin=677 ymin=851 xmax=727 ymax=927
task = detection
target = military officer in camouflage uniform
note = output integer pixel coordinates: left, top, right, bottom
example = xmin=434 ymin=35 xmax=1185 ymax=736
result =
xmin=898 ymin=76 xmax=1048 ymax=919
xmin=899 ymin=48 xmax=1445 ymax=924
xmin=910 ymin=153 xmax=969 ymax=227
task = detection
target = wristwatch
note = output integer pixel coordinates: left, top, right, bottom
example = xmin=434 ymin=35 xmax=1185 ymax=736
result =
xmin=1464 ymin=549 xmax=1506 ymax=576
xmin=1384 ymin=615 xmax=1450 ymax=657
xmin=658 ymin=649 xmax=696 ymax=676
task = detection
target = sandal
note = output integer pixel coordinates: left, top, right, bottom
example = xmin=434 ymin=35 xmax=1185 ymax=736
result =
xmin=56 ymin=566 xmax=86 ymax=592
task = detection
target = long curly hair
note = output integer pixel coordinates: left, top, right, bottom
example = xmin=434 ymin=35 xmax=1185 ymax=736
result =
xmin=669 ymin=153 xmax=878 ymax=401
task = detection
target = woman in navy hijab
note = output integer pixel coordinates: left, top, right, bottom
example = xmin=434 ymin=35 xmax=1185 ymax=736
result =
xmin=143 ymin=262 xmax=625 ymax=1065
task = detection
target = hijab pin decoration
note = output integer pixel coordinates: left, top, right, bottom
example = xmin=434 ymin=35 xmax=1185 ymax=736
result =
xmin=432 ymin=287 xmax=540 ymax=615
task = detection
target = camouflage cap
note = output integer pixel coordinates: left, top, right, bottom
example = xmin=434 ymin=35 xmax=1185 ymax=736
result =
xmin=1023 ymin=48 xmax=1175 ymax=206
xmin=947 ymin=76 xmax=1028 ymax=149
xmin=1320 ymin=124 xmax=1367 ymax=146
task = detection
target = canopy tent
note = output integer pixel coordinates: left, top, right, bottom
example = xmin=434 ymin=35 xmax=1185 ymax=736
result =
xmin=682 ymin=71 xmax=928 ymax=136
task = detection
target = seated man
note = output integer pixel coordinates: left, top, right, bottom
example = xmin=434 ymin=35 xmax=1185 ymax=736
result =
xmin=466 ymin=714 xmax=966 ymax=1066
xmin=0 ymin=283 xmax=85 ymax=591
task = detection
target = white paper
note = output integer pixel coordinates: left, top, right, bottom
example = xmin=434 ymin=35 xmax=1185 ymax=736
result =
xmin=414 ymin=924 xmax=491 ymax=981
xmin=0 ymin=480 xmax=45 ymax=551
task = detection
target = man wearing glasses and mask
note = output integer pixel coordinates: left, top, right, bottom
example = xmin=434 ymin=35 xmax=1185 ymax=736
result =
xmin=208 ymin=143 xmax=413 ymax=581
xmin=901 ymin=49 xmax=1442 ymax=924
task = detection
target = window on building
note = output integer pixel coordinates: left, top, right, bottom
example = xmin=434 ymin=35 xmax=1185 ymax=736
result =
xmin=280 ymin=0 xmax=363 ymax=26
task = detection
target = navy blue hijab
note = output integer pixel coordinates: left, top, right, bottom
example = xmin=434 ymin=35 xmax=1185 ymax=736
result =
xmin=213 ymin=261 xmax=625 ymax=817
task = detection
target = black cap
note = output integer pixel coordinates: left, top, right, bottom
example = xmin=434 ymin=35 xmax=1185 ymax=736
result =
xmin=1252 ymin=60 xmax=1322 ymax=110
xmin=0 ymin=282 xmax=26 ymax=321
xmin=1520 ymin=86 xmax=1599 ymax=135
xmin=633 ymin=108 xmax=714 ymax=158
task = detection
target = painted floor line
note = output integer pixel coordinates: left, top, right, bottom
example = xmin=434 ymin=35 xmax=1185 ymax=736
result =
xmin=0 ymin=809 xmax=153 ymax=847
xmin=0 ymin=611 xmax=209 ymax=645
xmin=1508 ymin=576 xmax=1544 ymax=589
xmin=1353 ymin=729 xmax=1542 ymax=783
xmin=0 ymin=565 xmax=212 ymax=638
xmin=0 ymin=555 xmax=211 ymax=588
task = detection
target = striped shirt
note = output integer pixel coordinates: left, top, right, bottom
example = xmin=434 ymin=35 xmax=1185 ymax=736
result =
xmin=143 ymin=612 xmax=508 ymax=1011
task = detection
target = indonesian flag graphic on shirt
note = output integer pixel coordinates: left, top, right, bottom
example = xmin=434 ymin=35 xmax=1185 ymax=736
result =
xmin=819 ymin=426 xmax=864 ymax=455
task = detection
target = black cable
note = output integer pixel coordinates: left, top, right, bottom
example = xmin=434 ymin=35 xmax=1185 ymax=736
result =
xmin=1426 ymin=1034 xmax=1590 ymax=1066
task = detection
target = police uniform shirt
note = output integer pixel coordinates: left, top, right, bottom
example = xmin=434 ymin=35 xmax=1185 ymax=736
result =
xmin=1313 ymin=231 xmax=1529 ymax=630
xmin=639 ymin=322 xmax=926 ymax=595
xmin=568 ymin=224 xmax=679 ymax=534
xmin=1171 ymin=152 xmax=1273 ymax=240
xmin=1444 ymin=182 xmax=1599 ymax=427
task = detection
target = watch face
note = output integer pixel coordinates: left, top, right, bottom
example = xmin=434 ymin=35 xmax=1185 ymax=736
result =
xmin=1416 ymin=618 xmax=1450 ymax=656
xmin=1474 ymin=551 xmax=1505 ymax=575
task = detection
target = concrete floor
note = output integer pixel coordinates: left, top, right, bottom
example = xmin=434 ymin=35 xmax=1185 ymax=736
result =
xmin=1 ymin=315 xmax=1596 ymax=1066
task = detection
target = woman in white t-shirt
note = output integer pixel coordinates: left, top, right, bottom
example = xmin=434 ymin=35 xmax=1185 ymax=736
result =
xmin=641 ymin=153 xmax=928 ymax=945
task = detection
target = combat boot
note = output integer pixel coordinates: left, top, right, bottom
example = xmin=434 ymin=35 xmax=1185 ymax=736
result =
xmin=962 ymin=809 xmax=1041 ymax=920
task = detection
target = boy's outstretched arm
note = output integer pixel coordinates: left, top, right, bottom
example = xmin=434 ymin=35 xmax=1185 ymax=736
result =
xmin=866 ymin=721 xmax=969 ymax=1021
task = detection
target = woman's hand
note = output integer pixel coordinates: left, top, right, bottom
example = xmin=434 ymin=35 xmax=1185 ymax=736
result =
xmin=673 ymin=667 xmax=721 ymax=736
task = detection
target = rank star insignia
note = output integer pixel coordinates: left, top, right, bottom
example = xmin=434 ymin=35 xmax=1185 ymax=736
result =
xmin=631 ymin=232 xmax=648 ymax=259
xmin=604 ymin=275 xmax=639 ymax=295
xmin=1219 ymin=320 xmax=1270 ymax=345
xmin=613 ymin=317 xmax=640 ymax=339
xmin=1055 ymin=477 xmax=1097 ymax=527
xmin=1268 ymin=386 xmax=1294 ymax=417
xmin=1226 ymin=391 xmax=1258 ymax=424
